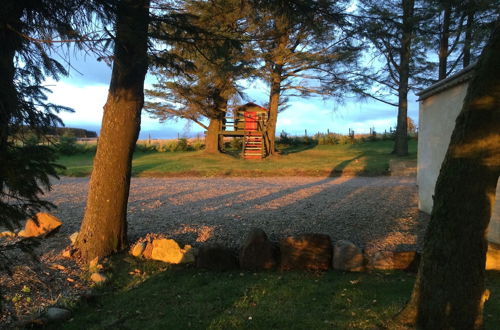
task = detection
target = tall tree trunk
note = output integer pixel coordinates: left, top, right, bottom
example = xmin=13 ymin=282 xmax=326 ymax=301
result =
xmin=393 ymin=0 xmax=414 ymax=156
xmin=0 ymin=4 xmax=23 ymax=190
xmin=266 ymin=63 xmax=283 ymax=156
xmin=463 ymin=7 xmax=474 ymax=68
xmin=439 ymin=1 xmax=451 ymax=80
xmin=396 ymin=19 xmax=500 ymax=329
xmin=205 ymin=117 xmax=222 ymax=153
xmin=204 ymin=95 xmax=227 ymax=154
xmin=75 ymin=0 xmax=150 ymax=262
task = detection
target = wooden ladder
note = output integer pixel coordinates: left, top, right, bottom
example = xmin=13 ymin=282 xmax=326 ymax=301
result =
xmin=243 ymin=131 xmax=263 ymax=159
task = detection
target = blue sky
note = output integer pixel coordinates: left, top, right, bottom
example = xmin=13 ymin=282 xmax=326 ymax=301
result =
xmin=46 ymin=52 xmax=419 ymax=139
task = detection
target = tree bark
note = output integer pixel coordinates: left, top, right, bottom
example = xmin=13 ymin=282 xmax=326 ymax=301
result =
xmin=463 ymin=6 xmax=474 ymax=68
xmin=439 ymin=1 xmax=451 ymax=80
xmin=204 ymin=94 xmax=227 ymax=154
xmin=0 ymin=4 xmax=23 ymax=189
xmin=205 ymin=117 xmax=222 ymax=153
xmin=266 ymin=63 xmax=283 ymax=156
xmin=75 ymin=0 xmax=150 ymax=262
xmin=393 ymin=0 xmax=414 ymax=156
xmin=396 ymin=19 xmax=500 ymax=329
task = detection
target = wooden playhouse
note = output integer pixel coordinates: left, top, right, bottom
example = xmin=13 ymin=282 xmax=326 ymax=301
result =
xmin=220 ymin=102 xmax=269 ymax=159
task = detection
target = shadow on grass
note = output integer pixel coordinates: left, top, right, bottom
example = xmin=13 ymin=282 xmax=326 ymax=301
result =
xmin=51 ymin=254 xmax=418 ymax=329
xmin=278 ymin=142 xmax=318 ymax=155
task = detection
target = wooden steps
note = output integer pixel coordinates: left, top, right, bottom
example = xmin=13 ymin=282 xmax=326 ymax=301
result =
xmin=243 ymin=132 xmax=263 ymax=159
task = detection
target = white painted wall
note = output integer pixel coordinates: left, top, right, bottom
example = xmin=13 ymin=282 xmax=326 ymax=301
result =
xmin=418 ymin=82 xmax=500 ymax=244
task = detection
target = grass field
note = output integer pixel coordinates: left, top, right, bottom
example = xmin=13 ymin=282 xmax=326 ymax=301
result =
xmin=50 ymin=255 xmax=500 ymax=329
xmin=57 ymin=140 xmax=417 ymax=177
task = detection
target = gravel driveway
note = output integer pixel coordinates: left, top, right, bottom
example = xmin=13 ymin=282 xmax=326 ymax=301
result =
xmin=48 ymin=176 xmax=428 ymax=254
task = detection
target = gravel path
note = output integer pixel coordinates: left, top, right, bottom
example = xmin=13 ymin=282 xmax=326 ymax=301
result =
xmin=1 ymin=176 xmax=428 ymax=325
xmin=48 ymin=176 xmax=428 ymax=254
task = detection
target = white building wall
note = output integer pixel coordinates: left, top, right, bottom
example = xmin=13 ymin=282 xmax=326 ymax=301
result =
xmin=418 ymin=82 xmax=500 ymax=245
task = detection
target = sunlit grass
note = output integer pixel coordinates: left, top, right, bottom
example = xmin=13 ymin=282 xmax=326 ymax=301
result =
xmin=57 ymin=140 xmax=417 ymax=177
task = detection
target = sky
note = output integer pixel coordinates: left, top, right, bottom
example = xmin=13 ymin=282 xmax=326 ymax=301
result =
xmin=46 ymin=52 xmax=419 ymax=140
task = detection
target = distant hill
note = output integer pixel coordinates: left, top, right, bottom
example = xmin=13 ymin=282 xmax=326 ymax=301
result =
xmin=50 ymin=127 xmax=98 ymax=138
xmin=15 ymin=126 xmax=98 ymax=138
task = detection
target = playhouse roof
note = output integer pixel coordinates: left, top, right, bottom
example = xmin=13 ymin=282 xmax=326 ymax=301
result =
xmin=417 ymin=64 xmax=476 ymax=100
xmin=236 ymin=102 xmax=269 ymax=113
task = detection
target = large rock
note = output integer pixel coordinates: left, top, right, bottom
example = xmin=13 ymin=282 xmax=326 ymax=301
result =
xmin=143 ymin=241 xmax=154 ymax=259
xmin=151 ymin=238 xmax=196 ymax=264
xmin=367 ymin=251 xmax=419 ymax=271
xmin=333 ymin=240 xmax=364 ymax=272
xmin=90 ymin=272 xmax=108 ymax=284
xmin=69 ymin=232 xmax=79 ymax=245
xmin=486 ymin=243 xmax=500 ymax=270
xmin=45 ymin=307 xmax=71 ymax=323
xmin=18 ymin=212 xmax=62 ymax=238
xmin=280 ymin=234 xmax=332 ymax=271
xmin=239 ymin=228 xmax=277 ymax=270
xmin=196 ymin=245 xmax=238 ymax=271
xmin=130 ymin=242 xmax=147 ymax=257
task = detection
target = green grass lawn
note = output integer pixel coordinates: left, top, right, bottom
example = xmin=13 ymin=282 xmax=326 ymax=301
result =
xmin=57 ymin=140 xmax=417 ymax=177
xmin=51 ymin=255 xmax=500 ymax=329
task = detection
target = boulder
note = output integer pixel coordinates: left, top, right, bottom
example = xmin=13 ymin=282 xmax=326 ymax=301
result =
xmin=131 ymin=242 xmax=147 ymax=257
xmin=239 ymin=228 xmax=277 ymax=270
xmin=196 ymin=245 xmax=238 ymax=271
xmin=45 ymin=307 xmax=71 ymax=323
xmin=486 ymin=243 xmax=500 ymax=270
xmin=151 ymin=238 xmax=196 ymax=264
xmin=69 ymin=232 xmax=79 ymax=245
xmin=280 ymin=234 xmax=332 ymax=271
xmin=333 ymin=240 xmax=364 ymax=272
xmin=18 ymin=213 xmax=62 ymax=238
xmin=143 ymin=241 xmax=154 ymax=259
xmin=90 ymin=272 xmax=107 ymax=284
xmin=0 ymin=231 xmax=16 ymax=238
xmin=367 ymin=251 xmax=419 ymax=271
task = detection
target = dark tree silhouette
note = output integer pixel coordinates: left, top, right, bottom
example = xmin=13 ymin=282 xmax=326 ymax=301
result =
xmin=0 ymin=0 xmax=107 ymax=269
xmin=396 ymin=17 xmax=500 ymax=329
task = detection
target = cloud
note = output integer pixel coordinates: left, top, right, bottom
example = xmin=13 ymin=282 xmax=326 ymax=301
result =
xmin=45 ymin=79 xmax=193 ymax=139
xmin=54 ymin=51 xmax=112 ymax=86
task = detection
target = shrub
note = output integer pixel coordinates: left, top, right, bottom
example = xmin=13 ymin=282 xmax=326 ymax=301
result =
xmin=56 ymin=134 xmax=79 ymax=155
xmin=173 ymin=138 xmax=189 ymax=152
xmin=24 ymin=133 xmax=40 ymax=147
xmin=229 ymin=137 xmax=242 ymax=150
xmin=191 ymin=139 xmax=204 ymax=151
xmin=135 ymin=142 xmax=156 ymax=153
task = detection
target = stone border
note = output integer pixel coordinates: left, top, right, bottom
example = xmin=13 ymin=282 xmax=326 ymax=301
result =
xmin=128 ymin=228 xmax=421 ymax=273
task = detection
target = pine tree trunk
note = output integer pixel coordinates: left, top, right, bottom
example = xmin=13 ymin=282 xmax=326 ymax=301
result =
xmin=74 ymin=0 xmax=150 ymax=262
xmin=463 ymin=8 xmax=474 ymax=68
xmin=205 ymin=117 xmax=222 ymax=153
xmin=266 ymin=64 xmax=282 ymax=156
xmin=0 ymin=4 xmax=23 ymax=188
xmin=438 ymin=2 xmax=451 ymax=80
xmin=396 ymin=19 xmax=500 ymax=329
xmin=393 ymin=0 xmax=413 ymax=156
xmin=204 ymin=94 xmax=227 ymax=154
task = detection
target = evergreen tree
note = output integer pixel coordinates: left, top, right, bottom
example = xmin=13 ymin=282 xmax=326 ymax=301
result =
xmin=145 ymin=0 xmax=252 ymax=154
xmin=250 ymin=0 xmax=358 ymax=156
xmin=0 ymin=1 xmax=107 ymax=267
xmin=355 ymin=0 xmax=432 ymax=156
xmin=425 ymin=0 xmax=499 ymax=80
